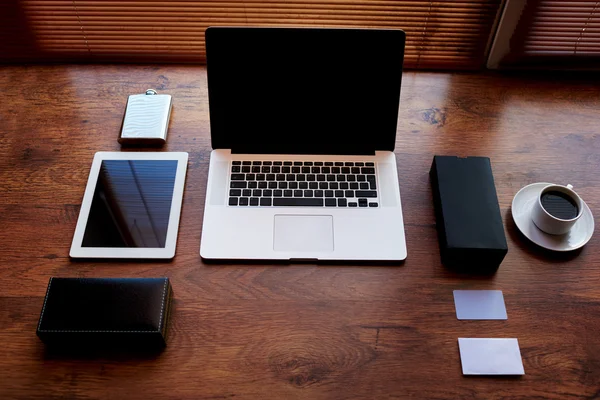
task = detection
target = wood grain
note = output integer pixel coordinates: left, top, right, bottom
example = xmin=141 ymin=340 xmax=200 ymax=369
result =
xmin=1 ymin=65 xmax=600 ymax=399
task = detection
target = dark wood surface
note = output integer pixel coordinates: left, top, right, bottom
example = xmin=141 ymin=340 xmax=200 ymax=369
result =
xmin=1 ymin=65 xmax=600 ymax=400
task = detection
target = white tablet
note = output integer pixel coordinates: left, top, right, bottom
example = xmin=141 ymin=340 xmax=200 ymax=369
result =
xmin=69 ymin=152 xmax=188 ymax=259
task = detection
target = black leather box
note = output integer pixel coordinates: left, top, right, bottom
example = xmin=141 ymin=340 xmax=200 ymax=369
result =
xmin=37 ymin=277 xmax=173 ymax=349
xmin=430 ymin=156 xmax=508 ymax=274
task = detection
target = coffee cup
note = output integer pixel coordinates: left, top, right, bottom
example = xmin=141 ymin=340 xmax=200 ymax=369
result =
xmin=531 ymin=184 xmax=583 ymax=235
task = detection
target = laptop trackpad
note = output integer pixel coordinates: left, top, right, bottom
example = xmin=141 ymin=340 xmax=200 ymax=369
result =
xmin=273 ymin=215 xmax=334 ymax=253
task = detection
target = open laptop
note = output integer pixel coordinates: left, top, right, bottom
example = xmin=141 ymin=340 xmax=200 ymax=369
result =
xmin=200 ymin=27 xmax=407 ymax=261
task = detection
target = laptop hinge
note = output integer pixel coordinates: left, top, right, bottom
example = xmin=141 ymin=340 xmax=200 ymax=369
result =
xmin=230 ymin=148 xmax=377 ymax=156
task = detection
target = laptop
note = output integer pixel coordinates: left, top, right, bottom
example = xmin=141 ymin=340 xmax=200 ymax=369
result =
xmin=200 ymin=27 xmax=407 ymax=261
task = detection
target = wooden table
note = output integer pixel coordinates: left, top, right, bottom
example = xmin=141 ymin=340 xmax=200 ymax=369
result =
xmin=1 ymin=65 xmax=599 ymax=399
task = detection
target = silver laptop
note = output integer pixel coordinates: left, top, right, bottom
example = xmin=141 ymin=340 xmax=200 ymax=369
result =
xmin=200 ymin=27 xmax=407 ymax=261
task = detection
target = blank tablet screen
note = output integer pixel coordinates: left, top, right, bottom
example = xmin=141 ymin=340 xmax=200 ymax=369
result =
xmin=82 ymin=160 xmax=178 ymax=248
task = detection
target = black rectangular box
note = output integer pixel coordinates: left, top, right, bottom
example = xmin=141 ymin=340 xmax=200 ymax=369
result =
xmin=430 ymin=156 xmax=508 ymax=274
xmin=37 ymin=277 xmax=173 ymax=349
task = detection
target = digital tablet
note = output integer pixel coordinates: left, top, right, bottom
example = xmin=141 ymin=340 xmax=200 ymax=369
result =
xmin=69 ymin=152 xmax=188 ymax=259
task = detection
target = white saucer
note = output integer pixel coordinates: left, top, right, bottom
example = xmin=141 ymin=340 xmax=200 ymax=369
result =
xmin=512 ymin=182 xmax=595 ymax=252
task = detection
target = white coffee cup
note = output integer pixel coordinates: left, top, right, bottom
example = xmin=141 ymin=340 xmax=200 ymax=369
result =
xmin=531 ymin=184 xmax=583 ymax=235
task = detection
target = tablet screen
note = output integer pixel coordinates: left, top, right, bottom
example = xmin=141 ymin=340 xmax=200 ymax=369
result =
xmin=81 ymin=160 xmax=178 ymax=248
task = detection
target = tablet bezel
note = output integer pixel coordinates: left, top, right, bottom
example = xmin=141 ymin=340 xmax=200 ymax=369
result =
xmin=69 ymin=151 xmax=188 ymax=259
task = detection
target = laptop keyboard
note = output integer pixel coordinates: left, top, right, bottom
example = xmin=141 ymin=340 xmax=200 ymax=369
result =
xmin=228 ymin=161 xmax=378 ymax=208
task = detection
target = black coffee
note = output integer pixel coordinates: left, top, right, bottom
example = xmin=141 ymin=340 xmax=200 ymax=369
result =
xmin=540 ymin=191 xmax=579 ymax=220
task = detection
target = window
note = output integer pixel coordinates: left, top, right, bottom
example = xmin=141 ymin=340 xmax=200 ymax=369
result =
xmin=4 ymin=1 xmax=502 ymax=70
xmin=489 ymin=0 xmax=600 ymax=69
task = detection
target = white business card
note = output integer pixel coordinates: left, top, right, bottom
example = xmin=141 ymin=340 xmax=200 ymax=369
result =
xmin=458 ymin=338 xmax=525 ymax=375
xmin=453 ymin=290 xmax=507 ymax=320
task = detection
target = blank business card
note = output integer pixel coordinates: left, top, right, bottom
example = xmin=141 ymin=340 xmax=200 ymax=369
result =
xmin=458 ymin=338 xmax=525 ymax=375
xmin=453 ymin=290 xmax=507 ymax=320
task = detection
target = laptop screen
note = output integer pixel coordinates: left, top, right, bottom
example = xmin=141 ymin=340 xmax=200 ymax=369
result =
xmin=206 ymin=27 xmax=405 ymax=155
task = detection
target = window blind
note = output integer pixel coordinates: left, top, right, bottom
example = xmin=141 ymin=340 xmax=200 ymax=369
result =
xmin=504 ymin=0 xmax=600 ymax=67
xmin=5 ymin=0 xmax=502 ymax=69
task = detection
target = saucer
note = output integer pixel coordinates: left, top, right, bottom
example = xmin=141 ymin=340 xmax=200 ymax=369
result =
xmin=512 ymin=182 xmax=595 ymax=252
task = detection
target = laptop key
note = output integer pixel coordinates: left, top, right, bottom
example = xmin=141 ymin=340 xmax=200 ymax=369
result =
xmin=355 ymin=162 xmax=364 ymax=167
xmin=252 ymin=166 xmax=261 ymax=173
xmin=272 ymin=166 xmax=281 ymax=173
xmin=325 ymin=198 xmax=337 ymax=207
xmin=269 ymin=181 xmax=277 ymax=189
xmin=276 ymin=174 xmax=285 ymax=181
xmin=239 ymin=197 xmax=249 ymax=206
xmin=355 ymin=190 xmax=377 ymax=198
xmin=327 ymin=175 xmax=336 ymax=182
xmin=266 ymin=174 xmax=275 ymax=181
xmin=302 ymin=167 xmax=310 ymax=173
xmin=278 ymin=182 xmax=288 ymax=189
xmin=284 ymin=161 xmax=292 ymax=166
xmin=366 ymin=162 xmax=375 ymax=166
xmin=312 ymin=167 xmax=320 ymax=173
xmin=340 ymin=183 xmax=349 ymax=190
xmin=263 ymin=161 xmax=272 ymax=166
xmin=332 ymin=167 xmax=341 ymax=173
xmin=250 ymin=198 xmax=259 ymax=206
xmin=345 ymin=162 xmax=354 ymax=167
xmin=359 ymin=199 xmax=368 ymax=207
xmin=335 ymin=190 xmax=344 ymax=197
xmin=256 ymin=174 xmax=266 ymax=180
xmin=229 ymin=197 xmax=238 ymax=206
xmin=232 ymin=166 xmax=241 ymax=173
xmin=360 ymin=182 xmax=369 ymax=190
xmin=246 ymin=174 xmax=255 ymax=181
xmin=315 ymin=190 xmax=324 ymax=197
xmin=304 ymin=190 xmax=313 ymax=197
xmin=274 ymin=161 xmax=282 ymax=166
xmin=242 ymin=189 xmax=251 ymax=196
xmin=309 ymin=182 xmax=318 ymax=189
xmin=252 ymin=189 xmax=262 ymax=197
xmin=345 ymin=190 xmax=354 ymax=197
xmin=263 ymin=189 xmax=272 ymax=197
xmin=286 ymin=174 xmax=295 ymax=181
xmin=289 ymin=182 xmax=298 ymax=189
xmin=370 ymin=181 xmax=377 ymax=190
xmin=299 ymin=182 xmax=308 ymax=189
xmin=260 ymin=198 xmax=272 ymax=206
xmin=231 ymin=181 xmax=247 ymax=188
xmin=337 ymin=175 xmax=346 ymax=182
xmin=282 ymin=166 xmax=291 ymax=173
xmin=258 ymin=182 xmax=267 ymax=189
xmin=284 ymin=190 xmax=293 ymax=197
xmin=330 ymin=182 xmax=339 ymax=189
xmin=317 ymin=174 xmax=325 ymax=182
xmin=273 ymin=198 xmax=323 ymax=207
xmin=367 ymin=175 xmax=376 ymax=183
xmin=369 ymin=202 xmax=378 ymax=207
xmin=347 ymin=175 xmax=356 ymax=182
xmin=274 ymin=190 xmax=283 ymax=197
xmin=350 ymin=183 xmax=359 ymax=190
xmin=231 ymin=174 xmax=244 ymax=181
xmin=351 ymin=167 xmax=360 ymax=174
xmin=248 ymin=182 xmax=258 ymax=189
xmin=334 ymin=162 xmax=343 ymax=166
xmin=319 ymin=182 xmax=328 ymax=189
xmin=292 ymin=167 xmax=301 ymax=173
xmin=294 ymin=162 xmax=302 ymax=166
xmin=322 ymin=167 xmax=330 ymax=174
xmin=362 ymin=167 xmax=375 ymax=174
xmin=315 ymin=162 xmax=323 ymax=166
xmin=293 ymin=190 xmax=303 ymax=197
xmin=325 ymin=162 xmax=333 ymax=166
xmin=253 ymin=161 xmax=262 ymax=165
xmin=242 ymin=166 xmax=251 ymax=173
xmin=357 ymin=175 xmax=366 ymax=182
xmin=325 ymin=190 xmax=334 ymax=198
xmin=307 ymin=174 xmax=316 ymax=181
xmin=230 ymin=189 xmax=242 ymax=196
xmin=262 ymin=166 xmax=271 ymax=173
xmin=349 ymin=202 xmax=358 ymax=207
xmin=297 ymin=174 xmax=306 ymax=182
xmin=338 ymin=198 xmax=347 ymax=207
xmin=242 ymin=161 xmax=251 ymax=165
xmin=304 ymin=162 xmax=313 ymax=166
